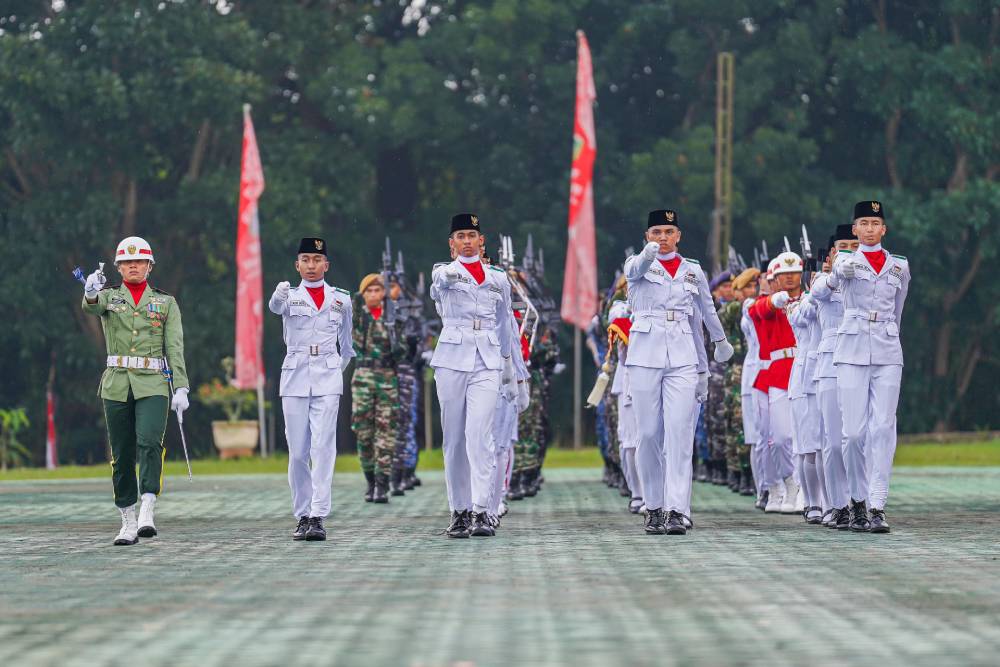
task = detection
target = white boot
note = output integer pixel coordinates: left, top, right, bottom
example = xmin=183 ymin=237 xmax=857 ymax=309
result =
xmin=137 ymin=493 xmax=157 ymax=538
xmin=780 ymin=476 xmax=801 ymax=514
xmin=764 ymin=483 xmax=784 ymax=513
xmin=114 ymin=506 xmax=139 ymax=545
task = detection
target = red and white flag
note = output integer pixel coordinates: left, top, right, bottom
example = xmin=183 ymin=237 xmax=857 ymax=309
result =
xmin=45 ymin=387 xmax=57 ymax=470
xmin=561 ymin=30 xmax=598 ymax=330
xmin=234 ymin=104 xmax=265 ymax=390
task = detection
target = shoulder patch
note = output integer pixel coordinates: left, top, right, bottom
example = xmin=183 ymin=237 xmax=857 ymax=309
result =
xmin=685 ymin=258 xmax=700 ymax=265
xmin=433 ymin=262 xmax=448 ymax=269
xmin=335 ymin=287 xmax=350 ymax=295
xmin=891 ymin=254 xmax=907 ymax=261
xmin=150 ymin=286 xmax=172 ymax=296
xmin=489 ymin=265 xmax=505 ymax=273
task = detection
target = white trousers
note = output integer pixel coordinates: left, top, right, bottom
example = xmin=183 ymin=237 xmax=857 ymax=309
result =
xmin=752 ymin=389 xmax=772 ymax=493
xmin=489 ymin=394 xmax=517 ymax=514
xmin=282 ymin=394 xmax=341 ymax=519
xmin=741 ymin=391 xmax=758 ymax=446
xmin=630 ymin=364 xmax=698 ymax=513
xmin=617 ymin=390 xmax=642 ymax=500
xmin=791 ymin=393 xmax=822 ymax=455
xmin=435 ymin=353 xmax=500 ymax=513
xmin=818 ymin=376 xmax=849 ymax=509
xmin=838 ymin=363 xmax=901 ymax=510
xmin=768 ymin=388 xmax=795 ymax=485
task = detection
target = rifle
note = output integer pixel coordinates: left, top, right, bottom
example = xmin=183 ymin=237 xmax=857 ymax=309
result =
xmin=800 ymin=224 xmax=814 ymax=286
xmin=381 ymin=237 xmax=397 ymax=346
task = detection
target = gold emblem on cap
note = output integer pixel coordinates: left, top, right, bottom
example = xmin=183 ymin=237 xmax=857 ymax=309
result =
xmin=871 ymin=202 xmax=880 ymax=213
xmin=665 ymin=211 xmax=675 ymax=222
xmin=127 ymin=244 xmax=137 ymax=255
xmin=315 ymin=239 xmax=324 ymax=250
xmin=471 ymin=215 xmax=479 ymax=227
xmin=784 ymin=256 xmax=796 ymax=266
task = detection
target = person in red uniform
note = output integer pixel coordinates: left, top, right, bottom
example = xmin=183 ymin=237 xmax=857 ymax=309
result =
xmin=749 ymin=252 xmax=804 ymax=514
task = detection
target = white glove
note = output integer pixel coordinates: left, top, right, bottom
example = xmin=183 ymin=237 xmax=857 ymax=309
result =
xmin=171 ymin=387 xmax=190 ymax=414
xmin=695 ymin=373 xmax=708 ymax=403
xmin=516 ymin=381 xmax=530 ymax=412
xmin=420 ymin=349 xmax=433 ymax=363
xmin=642 ymin=241 xmax=660 ymax=260
xmin=501 ymin=355 xmax=515 ymax=386
xmin=553 ymin=363 xmax=566 ymax=375
xmin=443 ymin=269 xmax=463 ymax=285
xmin=713 ymin=339 xmax=734 ymax=363
xmin=274 ymin=281 xmax=291 ymax=302
xmin=770 ymin=291 xmax=790 ymax=309
xmin=839 ymin=260 xmax=856 ymax=280
xmin=84 ymin=268 xmax=106 ymax=298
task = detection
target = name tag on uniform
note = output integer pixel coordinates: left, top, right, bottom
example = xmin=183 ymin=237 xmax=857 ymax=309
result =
xmin=648 ymin=267 xmax=665 ymax=277
xmin=488 ymin=285 xmax=502 ymax=295
xmin=332 ymin=301 xmax=344 ymax=312
xmin=289 ymin=299 xmax=308 ymax=307
xmin=684 ymin=273 xmax=699 ymax=286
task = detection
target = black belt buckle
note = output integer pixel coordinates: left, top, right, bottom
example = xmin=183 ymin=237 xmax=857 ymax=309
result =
xmin=309 ymin=345 xmax=320 ymax=356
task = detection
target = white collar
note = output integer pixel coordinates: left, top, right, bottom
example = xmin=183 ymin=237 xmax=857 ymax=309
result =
xmin=457 ymin=254 xmax=481 ymax=264
xmin=301 ymin=279 xmax=326 ymax=288
xmin=859 ymin=243 xmax=883 ymax=253
xmin=656 ymin=252 xmax=678 ymax=261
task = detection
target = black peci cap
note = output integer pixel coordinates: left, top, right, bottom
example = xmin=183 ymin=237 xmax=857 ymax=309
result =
xmin=647 ymin=209 xmax=679 ymax=229
xmin=298 ymin=237 xmax=327 ymax=256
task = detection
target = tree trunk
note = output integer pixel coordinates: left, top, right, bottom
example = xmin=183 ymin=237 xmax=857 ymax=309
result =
xmin=375 ymin=145 xmax=417 ymax=223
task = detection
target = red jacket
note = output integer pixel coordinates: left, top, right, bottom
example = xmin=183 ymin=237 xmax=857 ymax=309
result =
xmin=749 ymin=295 xmax=796 ymax=391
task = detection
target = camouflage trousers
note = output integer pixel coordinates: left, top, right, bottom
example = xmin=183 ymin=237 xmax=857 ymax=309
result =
xmin=396 ymin=363 xmax=419 ymax=470
xmin=706 ymin=360 xmax=728 ymax=461
xmin=514 ymin=373 xmax=543 ymax=473
xmin=350 ymin=367 xmax=399 ymax=476
xmin=723 ymin=363 xmax=750 ymax=473
xmin=604 ymin=378 xmax=621 ymax=466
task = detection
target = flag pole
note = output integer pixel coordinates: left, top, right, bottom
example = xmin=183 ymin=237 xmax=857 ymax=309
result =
xmin=573 ymin=328 xmax=582 ymax=450
xmin=257 ymin=376 xmax=268 ymax=457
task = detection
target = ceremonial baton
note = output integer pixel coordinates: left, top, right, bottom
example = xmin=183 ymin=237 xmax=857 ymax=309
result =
xmin=161 ymin=355 xmax=193 ymax=481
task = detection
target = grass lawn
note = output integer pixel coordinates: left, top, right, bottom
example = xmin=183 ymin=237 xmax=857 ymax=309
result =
xmin=1 ymin=440 xmax=997 ymax=482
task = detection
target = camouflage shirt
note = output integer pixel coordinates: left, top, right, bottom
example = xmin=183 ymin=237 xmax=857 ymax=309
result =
xmin=352 ymin=301 xmax=406 ymax=364
xmin=718 ymin=299 xmax=746 ymax=363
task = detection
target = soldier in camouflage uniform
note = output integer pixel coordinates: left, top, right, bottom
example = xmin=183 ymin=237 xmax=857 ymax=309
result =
xmin=718 ymin=274 xmax=753 ymax=495
xmin=351 ymin=273 xmax=406 ymax=504
xmin=390 ymin=279 xmax=423 ymax=492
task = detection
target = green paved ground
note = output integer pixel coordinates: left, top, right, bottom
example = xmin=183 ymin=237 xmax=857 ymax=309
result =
xmin=2 ymin=468 xmax=999 ymax=667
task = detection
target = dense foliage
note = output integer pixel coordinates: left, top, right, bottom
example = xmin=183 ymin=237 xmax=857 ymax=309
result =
xmin=1 ymin=0 xmax=997 ymax=464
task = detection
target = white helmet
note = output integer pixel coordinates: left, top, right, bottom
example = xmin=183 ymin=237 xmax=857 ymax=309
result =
xmin=766 ymin=258 xmax=780 ymax=280
xmin=115 ymin=236 xmax=155 ymax=264
xmin=772 ymin=251 xmax=804 ymax=276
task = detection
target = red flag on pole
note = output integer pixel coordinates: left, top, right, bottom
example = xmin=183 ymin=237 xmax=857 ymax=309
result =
xmin=45 ymin=387 xmax=57 ymax=470
xmin=234 ymin=104 xmax=265 ymax=391
xmin=561 ymin=30 xmax=598 ymax=330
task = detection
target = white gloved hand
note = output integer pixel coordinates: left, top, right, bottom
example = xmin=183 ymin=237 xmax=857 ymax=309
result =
xmin=274 ymin=281 xmax=291 ymax=302
xmin=420 ymin=349 xmax=433 ymax=363
xmin=642 ymin=241 xmax=660 ymax=260
xmin=839 ymin=260 xmax=856 ymax=280
xmin=553 ymin=363 xmax=566 ymax=375
xmin=171 ymin=387 xmax=190 ymax=414
xmin=443 ymin=269 xmax=463 ymax=285
xmin=84 ymin=268 xmax=106 ymax=298
xmin=695 ymin=373 xmax=708 ymax=403
xmin=517 ymin=381 xmax=530 ymax=413
xmin=501 ymin=355 xmax=515 ymax=386
xmin=713 ymin=339 xmax=734 ymax=363
xmin=770 ymin=291 xmax=790 ymax=309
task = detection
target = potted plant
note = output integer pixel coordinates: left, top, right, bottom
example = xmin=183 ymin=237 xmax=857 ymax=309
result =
xmin=197 ymin=357 xmax=259 ymax=459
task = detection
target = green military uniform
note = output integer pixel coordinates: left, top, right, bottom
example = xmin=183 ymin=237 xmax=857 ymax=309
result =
xmin=718 ymin=299 xmax=749 ymax=478
xmin=350 ymin=301 xmax=405 ymax=478
xmin=82 ymin=283 xmax=188 ymax=508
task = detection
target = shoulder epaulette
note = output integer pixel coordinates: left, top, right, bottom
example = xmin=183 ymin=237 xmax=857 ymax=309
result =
xmin=151 ymin=286 xmax=172 ymax=296
xmin=685 ymin=257 xmax=700 ymax=265
xmin=433 ymin=262 xmax=448 ymax=269
xmin=489 ymin=265 xmax=505 ymax=273
xmin=892 ymin=254 xmax=907 ymax=261
xmin=335 ymin=287 xmax=350 ymax=295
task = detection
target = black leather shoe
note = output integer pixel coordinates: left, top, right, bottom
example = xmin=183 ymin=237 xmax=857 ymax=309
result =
xmin=755 ymin=490 xmax=769 ymax=511
xmin=305 ymin=517 xmax=327 ymax=541
xmin=411 ymin=470 xmax=422 ymax=487
xmin=849 ymin=500 xmax=871 ymax=532
xmin=508 ymin=473 xmax=525 ymax=501
xmin=402 ymin=468 xmax=416 ymax=491
xmin=390 ymin=470 xmax=406 ymax=497
xmin=833 ymin=506 xmax=851 ymax=530
xmin=644 ymin=508 xmax=666 ymax=534
xmin=363 ymin=471 xmax=375 ymax=502
xmin=373 ymin=475 xmax=389 ymax=504
xmin=739 ymin=470 xmax=755 ymax=496
xmin=446 ymin=511 xmax=470 ymax=538
xmin=292 ymin=516 xmax=310 ymax=541
xmin=665 ymin=510 xmax=687 ymax=535
xmin=470 ymin=511 xmax=495 ymax=537
xmin=869 ymin=508 xmax=891 ymax=533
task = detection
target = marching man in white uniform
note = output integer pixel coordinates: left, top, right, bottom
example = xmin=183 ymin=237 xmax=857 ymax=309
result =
xmin=832 ymin=201 xmax=909 ymax=533
xmin=269 ymin=237 xmax=354 ymax=542
xmin=624 ymin=209 xmax=733 ymax=535
xmin=430 ymin=214 xmax=516 ymax=538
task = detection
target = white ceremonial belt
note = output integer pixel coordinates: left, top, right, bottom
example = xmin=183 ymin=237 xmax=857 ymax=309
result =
xmin=770 ymin=347 xmax=796 ymax=361
xmin=845 ymin=308 xmax=895 ymax=323
xmin=442 ymin=318 xmax=496 ymax=330
xmin=634 ymin=309 xmax=690 ymax=322
xmin=107 ymin=355 xmax=163 ymax=371
xmin=288 ymin=344 xmax=338 ymax=356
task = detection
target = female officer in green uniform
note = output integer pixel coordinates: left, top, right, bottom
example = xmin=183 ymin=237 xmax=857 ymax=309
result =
xmin=82 ymin=236 xmax=189 ymax=545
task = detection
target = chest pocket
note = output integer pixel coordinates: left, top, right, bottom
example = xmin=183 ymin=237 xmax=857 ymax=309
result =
xmin=325 ymin=307 xmax=343 ymax=332
xmin=886 ymin=274 xmax=902 ymax=290
xmin=643 ymin=269 xmax=665 ymax=285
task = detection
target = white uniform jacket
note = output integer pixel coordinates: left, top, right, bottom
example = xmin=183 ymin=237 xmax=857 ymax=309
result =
xmin=809 ymin=272 xmax=845 ymax=380
xmin=623 ymin=253 xmax=725 ymax=371
xmin=429 ymin=259 xmax=513 ymax=372
xmin=269 ymin=282 xmax=355 ymax=397
xmin=832 ymin=250 xmax=910 ymax=367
